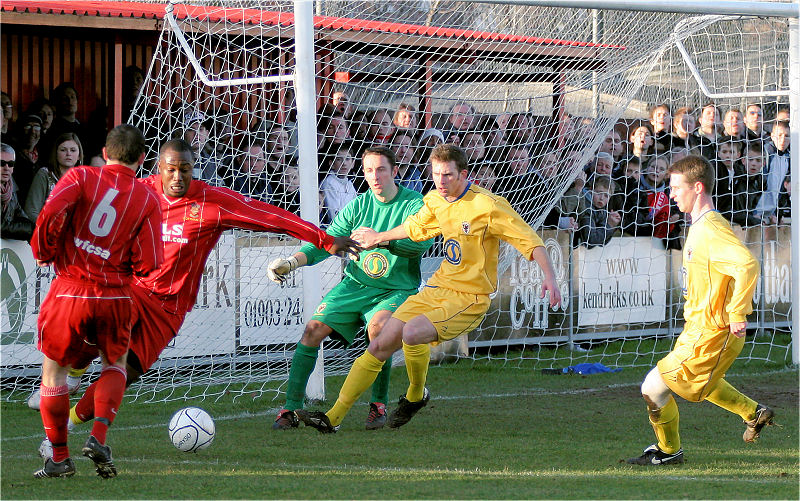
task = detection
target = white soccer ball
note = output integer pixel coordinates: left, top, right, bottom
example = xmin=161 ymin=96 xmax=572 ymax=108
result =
xmin=168 ymin=407 xmax=215 ymax=453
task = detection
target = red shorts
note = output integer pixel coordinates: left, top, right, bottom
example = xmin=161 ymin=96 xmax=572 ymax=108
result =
xmin=37 ymin=277 xmax=134 ymax=368
xmin=128 ymin=286 xmax=185 ymax=372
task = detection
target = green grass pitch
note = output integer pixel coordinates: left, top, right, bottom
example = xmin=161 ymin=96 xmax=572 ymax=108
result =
xmin=2 ymin=359 xmax=797 ymax=499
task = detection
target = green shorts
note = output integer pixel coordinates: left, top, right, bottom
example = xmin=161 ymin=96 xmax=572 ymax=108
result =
xmin=312 ymin=277 xmax=416 ymax=345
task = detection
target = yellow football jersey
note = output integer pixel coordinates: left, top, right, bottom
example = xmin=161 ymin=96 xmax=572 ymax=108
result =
xmin=403 ymin=182 xmax=544 ymax=295
xmin=681 ymin=210 xmax=759 ymax=328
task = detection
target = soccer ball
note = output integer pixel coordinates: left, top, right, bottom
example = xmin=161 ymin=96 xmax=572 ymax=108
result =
xmin=168 ymin=407 xmax=215 ymax=452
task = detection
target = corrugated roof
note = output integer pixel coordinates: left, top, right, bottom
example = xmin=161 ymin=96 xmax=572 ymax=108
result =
xmin=1 ymin=1 xmax=623 ymax=49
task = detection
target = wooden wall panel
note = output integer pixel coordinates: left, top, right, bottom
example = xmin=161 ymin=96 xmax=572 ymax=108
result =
xmin=0 ymin=25 xmax=157 ymax=128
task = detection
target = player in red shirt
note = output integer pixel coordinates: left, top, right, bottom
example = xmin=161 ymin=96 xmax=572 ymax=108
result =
xmin=32 ymin=125 xmax=163 ymax=479
xmin=58 ymin=139 xmax=359 ymax=436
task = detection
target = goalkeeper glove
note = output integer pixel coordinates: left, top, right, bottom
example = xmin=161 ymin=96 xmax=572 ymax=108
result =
xmin=267 ymin=256 xmax=299 ymax=284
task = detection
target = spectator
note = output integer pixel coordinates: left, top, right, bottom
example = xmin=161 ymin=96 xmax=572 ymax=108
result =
xmin=744 ymin=103 xmax=767 ymax=142
xmin=696 ymin=102 xmax=720 ymax=142
xmin=232 ymin=140 xmax=270 ymax=202
xmin=122 ymin=65 xmax=145 ymax=122
xmin=270 ymin=163 xmax=301 ymax=214
xmin=713 ymin=137 xmax=745 ymax=223
xmin=478 ymin=115 xmax=507 ymax=163
xmin=182 ymin=110 xmax=224 ymax=187
xmin=367 ymin=108 xmax=395 ymax=146
xmin=773 ymin=106 xmax=790 ymax=128
xmin=43 ymin=82 xmax=86 ymax=156
xmin=598 ymin=128 xmax=624 ymax=167
xmin=414 ymin=128 xmax=444 ymax=191
xmin=559 ymin=150 xmax=587 ymax=221
xmin=777 ymin=174 xmax=791 ymax=222
xmin=471 ymin=163 xmax=497 ymax=192
xmin=393 ymin=103 xmax=417 ymax=132
xmin=672 ymin=107 xmax=696 ymax=149
xmin=755 ymin=121 xmax=790 ymax=222
xmin=692 ymin=102 xmax=720 ymax=160
xmin=320 ymin=143 xmax=358 ymax=219
xmin=615 ymin=155 xmax=641 ymax=201
xmin=26 ymin=99 xmax=55 ymax=137
xmin=722 ymin=108 xmax=746 ymax=140
xmin=265 ymin=124 xmax=294 ymax=174
xmin=506 ymin=112 xmax=533 ymax=147
xmin=0 ymin=143 xmax=34 ymax=240
xmin=627 ymin=124 xmax=654 ymax=161
xmin=332 ymin=90 xmax=354 ymax=120
xmin=11 ymin=112 xmax=44 ymax=203
xmin=318 ymin=107 xmax=350 ymax=157
xmin=418 ymin=128 xmax=444 ymax=150
xmin=1 ymin=92 xmax=13 ymax=135
xmin=624 ymin=155 xmax=682 ymax=249
xmin=391 ymin=131 xmax=423 ymax=193
xmin=497 ymin=144 xmax=537 ymax=207
xmin=350 ymin=110 xmax=370 ymax=145
xmin=461 ymin=130 xmax=486 ymax=166
xmin=24 ymin=132 xmax=83 ymax=222
xmin=669 ymin=146 xmax=690 ymax=165
xmin=495 ymin=112 xmax=512 ymax=135
xmin=318 ymin=189 xmax=331 ymax=228
xmin=649 ymin=103 xmax=675 ymax=153
xmin=533 ymin=149 xmax=578 ymax=231
xmin=587 ymin=151 xmax=622 ymax=211
xmin=208 ymin=108 xmax=236 ymax=183
xmin=87 ymin=153 xmax=105 ymax=167
xmin=445 ymin=101 xmax=476 ymax=140
xmin=574 ymin=175 xmax=621 ymax=248
xmin=734 ymin=141 xmax=768 ymax=227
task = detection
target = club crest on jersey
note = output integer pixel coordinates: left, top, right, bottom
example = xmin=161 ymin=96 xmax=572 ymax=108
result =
xmin=443 ymin=238 xmax=462 ymax=265
xmin=314 ymin=302 xmax=327 ymax=315
xmin=185 ymin=202 xmax=202 ymax=222
xmin=362 ymin=251 xmax=390 ymax=278
xmin=686 ymin=246 xmax=693 ymax=262
xmin=461 ymin=221 xmax=470 ymax=234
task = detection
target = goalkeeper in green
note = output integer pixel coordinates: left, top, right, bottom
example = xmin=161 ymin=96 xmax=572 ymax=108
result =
xmin=268 ymin=146 xmax=433 ymax=430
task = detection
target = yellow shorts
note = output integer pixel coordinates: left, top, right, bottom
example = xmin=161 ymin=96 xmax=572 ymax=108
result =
xmin=657 ymin=322 xmax=744 ymax=402
xmin=392 ymin=286 xmax=490 ymax=342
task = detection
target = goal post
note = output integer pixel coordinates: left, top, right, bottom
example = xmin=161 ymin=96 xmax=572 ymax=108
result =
xmin=1 ymin=0 xmax=797 ymax=405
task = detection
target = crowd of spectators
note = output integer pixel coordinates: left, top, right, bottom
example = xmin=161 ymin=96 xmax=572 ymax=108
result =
xmin=1 ymin=78 xmax=792 ymax=255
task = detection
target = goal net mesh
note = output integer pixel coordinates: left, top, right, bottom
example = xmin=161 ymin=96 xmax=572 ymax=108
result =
xmin=1 ymin=1 xmax=793 ymax=403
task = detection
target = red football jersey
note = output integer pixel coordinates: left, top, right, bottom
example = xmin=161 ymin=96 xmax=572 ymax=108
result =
xmin=31 ymin=164 xmax=163 ymax=287
xmin=136 ymin=175 xmax=335 ymax=314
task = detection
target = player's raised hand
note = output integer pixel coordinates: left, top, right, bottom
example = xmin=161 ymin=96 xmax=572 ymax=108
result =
xmin=267 ymin=256 xmax=299 ymax=284
xmin=327 ymin=236 xmax=362 ymax=260
xmin=351 ymin=227 xmax=380 ymax=249
xmin=540 ymin=275 xmax=562 ymax=310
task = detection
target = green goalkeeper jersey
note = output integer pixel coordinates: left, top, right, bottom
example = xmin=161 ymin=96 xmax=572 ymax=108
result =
xmin=301 ymin=185 xmax=432 ymax=290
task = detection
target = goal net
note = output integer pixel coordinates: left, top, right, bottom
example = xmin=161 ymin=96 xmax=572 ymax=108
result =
xmin=1 ymin=0 xmax=794 ymax=403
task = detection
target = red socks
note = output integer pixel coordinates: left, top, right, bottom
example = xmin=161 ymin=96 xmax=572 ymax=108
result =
xmin=74 ymin=380 xmax=98 ymax=422
xmin=40 ymin=384 xmax=70 ymax=462
xmin=91 ymin=366 xmax=127 ymax=445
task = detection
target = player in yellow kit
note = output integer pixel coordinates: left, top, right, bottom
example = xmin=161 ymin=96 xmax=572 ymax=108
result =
xmin=296 ymin=144 xmax=562 ymax=432
xmin=628 ymin=155 xmax=774 ymax=466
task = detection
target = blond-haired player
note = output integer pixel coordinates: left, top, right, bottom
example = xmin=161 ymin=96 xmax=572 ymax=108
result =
xmin=296 ymin=144 xmax=561 ymax=432
xmin=628 ymin=155 xmax=774 ymax=466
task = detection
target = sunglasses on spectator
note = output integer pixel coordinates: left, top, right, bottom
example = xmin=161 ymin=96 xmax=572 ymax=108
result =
xmin=23 ymin=124 xmax=42 ymax=131
xmin=0 ymin=160 xmax=15 ymax=167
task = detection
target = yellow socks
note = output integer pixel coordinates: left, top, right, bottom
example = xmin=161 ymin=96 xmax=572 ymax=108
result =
xmin=403 ymin=342 xmax=430 ymax=402
xmin=326 ymin=350 xmax=384 ymax=426
xmin=704 ymin=378 xmax=758 ymax=421
xmin=649 ymin=395 xmax=681 ymax=454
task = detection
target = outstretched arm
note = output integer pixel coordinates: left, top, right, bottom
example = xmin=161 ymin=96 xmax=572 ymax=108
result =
xmin=532 ymin=246 xmax=562 ymax=309
xmin=351 ymin=224 xmax=410 ymax=249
